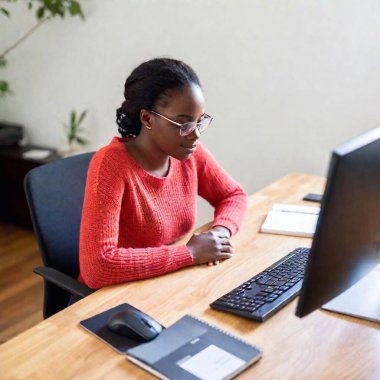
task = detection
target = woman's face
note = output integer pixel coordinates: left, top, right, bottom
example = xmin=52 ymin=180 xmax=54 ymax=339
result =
xmin=147 ymin=84 xmax=206 ymax=160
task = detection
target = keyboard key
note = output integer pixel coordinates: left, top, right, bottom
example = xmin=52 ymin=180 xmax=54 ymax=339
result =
xmin=257 ymin=275 xmax=273 ymax=284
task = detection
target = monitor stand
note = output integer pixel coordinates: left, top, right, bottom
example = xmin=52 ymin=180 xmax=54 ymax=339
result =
xmin=322 ymin=268 xmax=380 ymax=324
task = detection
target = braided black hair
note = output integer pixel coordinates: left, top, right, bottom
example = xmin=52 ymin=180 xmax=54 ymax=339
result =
xmin=116 ymin=58 xmax=201 ymax=137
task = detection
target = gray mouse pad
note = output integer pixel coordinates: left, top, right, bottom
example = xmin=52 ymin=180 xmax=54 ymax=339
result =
xmin=80 ymin=303 xmax=165 ymax=354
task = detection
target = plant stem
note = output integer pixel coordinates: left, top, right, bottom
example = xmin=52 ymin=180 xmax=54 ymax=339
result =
xmin=0 ymin=17 xmax=50 ymax=59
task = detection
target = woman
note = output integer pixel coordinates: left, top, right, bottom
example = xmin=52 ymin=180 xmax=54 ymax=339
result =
xmin=79 ymin=58 xmax=248 ymax=289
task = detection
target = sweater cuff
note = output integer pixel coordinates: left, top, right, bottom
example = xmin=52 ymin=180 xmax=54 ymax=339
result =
xmin=212 ymin=218 xmax=239 ymax=237
xmin=173 ymin=245 xmax=194 ymax=268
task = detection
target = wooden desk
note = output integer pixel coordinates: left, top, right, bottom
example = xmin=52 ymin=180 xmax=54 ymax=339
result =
xmin=1 ymin=173 xmax=380 ymax=379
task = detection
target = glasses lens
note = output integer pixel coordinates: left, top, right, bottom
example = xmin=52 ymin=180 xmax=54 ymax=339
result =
xmin=180 ymin=122 xmax=197 ymax=136
xmin=199 ymin=117 xmax=212 ymax=133
xmin=180 ymin=117 xmax=212 ymax=136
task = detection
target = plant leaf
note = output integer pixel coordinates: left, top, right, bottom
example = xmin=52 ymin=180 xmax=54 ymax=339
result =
xmin=70 ymin=123 xmax=76 ymax=136
xmin=78 ymin=109 xmax=87 ymax=125
xmin=69 ymin=1 xmax=84 ymax=19
xmin=1 ymin=7 xmax=10 ymax=17
xmin=0 ymin=56 xmax=7 ymax=67
xmin=70 ymin=110 xmax=76 ymax=125
xmin=36 ymin=6 xmax=45 ymax=20
xmin=75 ymin=136 xmax=88 ymax=145
xmin=0 ymin=80 xmax=11 ymax=97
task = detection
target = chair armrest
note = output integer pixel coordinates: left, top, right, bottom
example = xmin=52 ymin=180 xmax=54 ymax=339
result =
xmin=33 ymin=266 xmax=95 ymax=298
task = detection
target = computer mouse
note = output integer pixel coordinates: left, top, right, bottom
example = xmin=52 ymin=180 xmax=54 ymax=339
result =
xmin=106 ymin=309 xmax=163 ymax=342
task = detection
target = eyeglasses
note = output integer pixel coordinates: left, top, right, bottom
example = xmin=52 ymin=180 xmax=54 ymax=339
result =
xmin=149 ymin=110 xmax=213 ymax=137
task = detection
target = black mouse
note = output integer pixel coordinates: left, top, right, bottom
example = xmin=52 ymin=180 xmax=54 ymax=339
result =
xmin=106 ymin=309 xmax=163 ymax=341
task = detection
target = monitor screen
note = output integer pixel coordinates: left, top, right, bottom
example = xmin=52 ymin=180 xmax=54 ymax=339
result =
xmin=296 ymin=126 xmax=380 ymax=318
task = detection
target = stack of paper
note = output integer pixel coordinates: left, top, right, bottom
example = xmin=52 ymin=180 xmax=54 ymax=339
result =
xmin=22 ymin=149 xmax=51 ymax=160
xmin=260 ymin=203 xmax=320 ymax=238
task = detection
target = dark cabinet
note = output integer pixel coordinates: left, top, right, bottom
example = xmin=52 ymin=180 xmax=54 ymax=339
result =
xmin=0 ymin=145 xmax=60 ymax=228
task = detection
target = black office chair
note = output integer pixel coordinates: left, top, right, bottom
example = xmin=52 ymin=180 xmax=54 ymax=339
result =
xmin=24 ymin=152 xmax=95 ymax=318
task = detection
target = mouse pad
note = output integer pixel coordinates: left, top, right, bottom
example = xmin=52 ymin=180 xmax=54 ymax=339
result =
xmin=80 ymin=303 xmax=164 ymax=354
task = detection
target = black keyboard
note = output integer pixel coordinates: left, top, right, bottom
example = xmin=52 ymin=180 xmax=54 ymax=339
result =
xmin=210 ymin=247 xmax=310 ymax=322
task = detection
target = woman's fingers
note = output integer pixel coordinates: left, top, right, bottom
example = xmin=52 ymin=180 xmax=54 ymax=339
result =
xmin=205 ymin=236 xmax=234 ymax=266
xmin=207 ymin=254 xmax=233 ymax=266
xmin=217 ymin=252 xmax=233 ymax=260
xmin=220 ymin=238 xmax=233 ymax=247
xmin=219 ymin=244 xmax=234 ymax=254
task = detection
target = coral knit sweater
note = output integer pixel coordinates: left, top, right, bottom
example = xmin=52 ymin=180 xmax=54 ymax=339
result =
xmin=79 ymin=137 xmax=248 ymax=289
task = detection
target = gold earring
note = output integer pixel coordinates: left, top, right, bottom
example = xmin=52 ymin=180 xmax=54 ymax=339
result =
xmin=145 ymin=125 xmax=152 ymax=130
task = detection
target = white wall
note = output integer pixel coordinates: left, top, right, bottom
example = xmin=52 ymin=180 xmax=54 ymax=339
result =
xmin=1 ymin=0 xmax=380 ymax=225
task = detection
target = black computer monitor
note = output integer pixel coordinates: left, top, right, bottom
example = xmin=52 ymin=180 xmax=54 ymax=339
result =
xmin=296 ymin=126 xmax=380 ymax=319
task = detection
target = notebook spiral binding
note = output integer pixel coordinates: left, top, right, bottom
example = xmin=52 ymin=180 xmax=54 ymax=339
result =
xmin=188 ymin=315 xmax=260 ymax=351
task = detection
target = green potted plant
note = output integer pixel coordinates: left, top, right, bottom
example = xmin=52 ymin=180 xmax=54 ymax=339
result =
xmin=62 ymin=109 xmax=89 ymax=156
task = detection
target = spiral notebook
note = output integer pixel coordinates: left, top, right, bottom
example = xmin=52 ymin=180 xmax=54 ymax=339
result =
xmin=126 ymin=315 xmax=262 ymax=380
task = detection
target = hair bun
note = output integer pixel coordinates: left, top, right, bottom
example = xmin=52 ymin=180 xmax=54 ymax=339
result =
xmin=116 ymin=108 xmax=131 ymax=128
xmin=116 ymin=108 xmax=136 ymax=137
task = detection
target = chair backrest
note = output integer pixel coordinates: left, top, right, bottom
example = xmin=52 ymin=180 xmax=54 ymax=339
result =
xmin=24 ymin=152 xmax=94 ymax=279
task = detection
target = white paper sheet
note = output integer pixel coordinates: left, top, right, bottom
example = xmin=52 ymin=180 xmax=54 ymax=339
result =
xmin=179 ymin=344 xmax=245 ymax=380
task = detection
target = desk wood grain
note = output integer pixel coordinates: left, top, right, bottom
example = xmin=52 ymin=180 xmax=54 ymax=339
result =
xmin=1 ymin=173 xmax=380 ymax=380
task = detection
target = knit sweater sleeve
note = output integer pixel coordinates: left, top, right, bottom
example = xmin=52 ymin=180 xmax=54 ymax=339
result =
xmin=79 ymin=150 xmax=193 ymax=289
xmin=196 ymin=144 xmax=248 ymax=236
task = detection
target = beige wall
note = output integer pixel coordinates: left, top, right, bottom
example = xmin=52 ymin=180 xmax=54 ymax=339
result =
xmin=1 ymin=0 xmax=380 ymax=224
